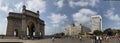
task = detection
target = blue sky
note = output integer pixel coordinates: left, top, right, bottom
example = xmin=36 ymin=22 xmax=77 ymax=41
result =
xmin=0 ymin=0 xmax=120 ymax=35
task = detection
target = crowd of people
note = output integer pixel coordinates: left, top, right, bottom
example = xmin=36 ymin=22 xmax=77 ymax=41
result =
xmin=91 ymin=35 xmax=120 ymax=43
xmin=91 ymin=35 xmax=108 ymax=43
xmin=51 ymin=35 xmax=120 ymax=43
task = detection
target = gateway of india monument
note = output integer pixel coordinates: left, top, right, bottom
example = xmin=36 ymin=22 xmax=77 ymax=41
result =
xmin=6 ymin=5 xmax=45 ymax=39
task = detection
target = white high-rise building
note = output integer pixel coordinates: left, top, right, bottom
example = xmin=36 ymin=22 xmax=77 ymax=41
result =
xmin=91 ymin=15 xmax=102 ymax=33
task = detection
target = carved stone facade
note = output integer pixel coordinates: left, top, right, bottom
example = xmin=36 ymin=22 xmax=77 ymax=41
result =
xmin=6 ymin=5 xmax=45 ymax=38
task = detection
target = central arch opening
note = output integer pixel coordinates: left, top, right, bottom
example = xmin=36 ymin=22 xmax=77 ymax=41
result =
xmin=14 ymin=29 xmax=18 ymax=37
xmin=27 ymin=23 xmax=35 ymax=37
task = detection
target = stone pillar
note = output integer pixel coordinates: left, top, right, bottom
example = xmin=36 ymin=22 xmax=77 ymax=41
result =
xmin=22 ymin=5 xmax=26 ymax=14
xmin=6 ymin=18 xmax=14 ymax=36
xmin=41 ymin=24 xmax=45 ymax=38
xmin=35 ymin=23 xmax=40 ymax=37
xmin=21 ymin=15 xmax=27 ymax=38
xmin=36 ymin=11 xmax=40 ymax=17
xmin=21 ymin=5 xmax=27 ymax=38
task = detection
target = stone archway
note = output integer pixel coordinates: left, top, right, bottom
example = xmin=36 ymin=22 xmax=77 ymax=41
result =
xmin=27 ymin=22 xmax=35 ymax=37
xmin=6 ymin=5 xmax=45 ymax=39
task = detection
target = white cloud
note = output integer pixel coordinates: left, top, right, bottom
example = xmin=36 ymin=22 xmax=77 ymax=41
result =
xmin=13 ymin=0 xmax=46 ymax=13
xmin=0 ymin=1 xmax=13 ymax=35
xmin=0 ymin=18 xmax=7 ymax=34
xmin=69 ymin=0 xmax=99 ymax=7
xmin=0 ymin=9 xmax=12 ymax=35
xmin=47 ymin=13 xmax=68 ymax=34
xmin=104 ymin=8 xmax=120 ymax=29
xmin=89 ymin=0 xmax=99 ymax=7
xmin=26 ymin=0 xmax=46 ymax=13
xmin=0 ymin=6 xmax=9 ymax=13
xmin=0 ymin=5 xmax=13 ymax=13
xmin=45 ymin=26 xmax=53 ymax=35
xmin=73 ymin=8 xmax=97 ymax=25
xmin=48 ymin=13 xmax=67 ymax=27
xmin=105 ymin=8 xmax=120 ymax=21
xmin=69 ymin=0 xmax=88 ymax=7
xmin=14 ymin=2 xmax=23 ymax=12
xmin=0 ymin=1 xmax=2 ymax=6
xmin=55 ymin=0 xmax=64 ymax=8
xmin=0 ymin=0 xmax=13 ymax=13
xmin=0 ymin=2 xmax=13 ymax=34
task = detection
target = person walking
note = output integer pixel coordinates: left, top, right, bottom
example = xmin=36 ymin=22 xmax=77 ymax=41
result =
xmin=91 ymin=35 xmax=95 ymax=43
xmin=79 ymin=36 xmax=82 ymax=41
xmin=94 ymin=36 xmax=99 ymax=43
xmin=52 ymin=36 xmax=55 ymax=43
xmin=105 ymin=36 xmax=109 ymax=43
xmin=96 ymin=36 xmax=99 ymax=43
xmin=115 ymin=35 xmax=120 ymax=43
xmin=92 ymin=35 xmax=96 ymax=43
xmin=99 ymin=36 xmax=103 ymax=43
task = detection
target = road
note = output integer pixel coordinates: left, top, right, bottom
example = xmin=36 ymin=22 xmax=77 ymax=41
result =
xmin=0 ymin=38 xmax=119 ymax=43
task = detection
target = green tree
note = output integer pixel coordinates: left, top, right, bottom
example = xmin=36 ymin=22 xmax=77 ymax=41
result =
xmin=54 ymin=32 xmax=65 ymax=36
xmin=60 ymin=32 xmax=64 ymax=36
xmin=79 ymin=33 xmax=84 ymax=35
xmin=93 ymin=30 xmax=103 ymax=36
xmin=117 ymin=30 xmax=120 ymax=35
xmin=103 ymin=28 xmax=113 ymax=36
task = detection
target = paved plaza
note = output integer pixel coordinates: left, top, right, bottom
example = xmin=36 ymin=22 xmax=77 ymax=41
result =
xmin=0 ymin=38 xmax=119 ymax=43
